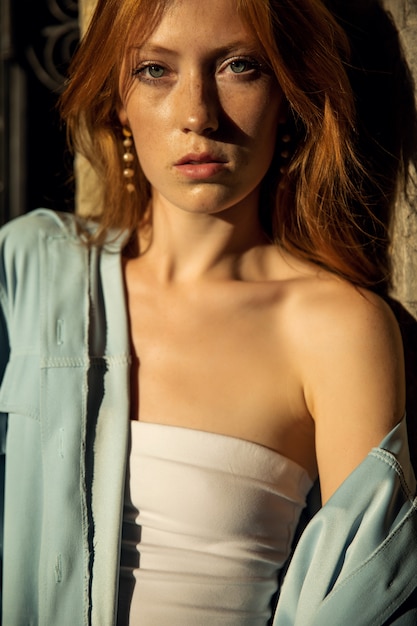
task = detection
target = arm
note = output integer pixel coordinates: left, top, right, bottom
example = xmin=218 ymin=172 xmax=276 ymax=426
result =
xmin=299 ymin=284 xmax=405 ymax=504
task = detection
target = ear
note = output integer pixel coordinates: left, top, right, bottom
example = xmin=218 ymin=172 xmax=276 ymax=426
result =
xmin=118 ymin=105 xmax=129 ymax=127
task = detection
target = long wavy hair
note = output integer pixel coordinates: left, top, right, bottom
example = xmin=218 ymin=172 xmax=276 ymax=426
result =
xmin=59 ymin=0 xmax=416 ymax=294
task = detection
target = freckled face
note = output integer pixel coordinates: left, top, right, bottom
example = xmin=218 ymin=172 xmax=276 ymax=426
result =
xmin=119 ymin=0 xmax=283 ymax=217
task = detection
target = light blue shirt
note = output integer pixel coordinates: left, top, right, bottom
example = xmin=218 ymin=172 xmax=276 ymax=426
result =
xmin=0 ymin=210 xmax=416 ymax=625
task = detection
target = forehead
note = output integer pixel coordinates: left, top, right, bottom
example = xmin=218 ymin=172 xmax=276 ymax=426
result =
xmin=129 ymin=0 xmax=257 ymax=51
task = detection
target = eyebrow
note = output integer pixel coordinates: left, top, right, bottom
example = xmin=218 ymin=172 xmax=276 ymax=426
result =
xmin=130 ymin=40 xmax=262 ymax=58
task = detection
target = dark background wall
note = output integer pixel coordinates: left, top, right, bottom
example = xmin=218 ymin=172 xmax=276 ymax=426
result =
xmin=0 ymin=0 xmax=79 ymax=225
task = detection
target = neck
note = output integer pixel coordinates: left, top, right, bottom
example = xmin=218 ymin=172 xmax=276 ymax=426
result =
xmin=136 ymin=193 xmax=268 ymax=284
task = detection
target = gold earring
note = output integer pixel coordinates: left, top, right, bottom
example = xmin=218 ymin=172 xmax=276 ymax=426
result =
xmin=276 ymin=124 xmax=294 ymax=191
xmin=122 ymin=127 xmax=135 ymax=193
xmin=279 ymin=137 xmax=292 ymax=174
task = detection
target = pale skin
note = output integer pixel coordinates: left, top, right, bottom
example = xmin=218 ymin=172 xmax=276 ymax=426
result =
xmin=119 ymin=0 xmax=405 ymax=504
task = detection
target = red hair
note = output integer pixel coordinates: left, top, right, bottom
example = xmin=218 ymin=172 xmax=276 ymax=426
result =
xmin=59 ymin=0 xmax=405 ymax=293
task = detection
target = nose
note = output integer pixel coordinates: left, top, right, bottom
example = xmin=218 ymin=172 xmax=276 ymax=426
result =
xmin=179 ymin=73 xmax=219 ymax=135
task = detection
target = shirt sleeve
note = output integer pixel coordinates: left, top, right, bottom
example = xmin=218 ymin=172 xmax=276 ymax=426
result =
xmin=0 ymin=242 xmax=10 ymax=609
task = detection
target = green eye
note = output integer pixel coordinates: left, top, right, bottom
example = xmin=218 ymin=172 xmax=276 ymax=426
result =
xmin=147 ymin=65 xmax=165 ymax=78
xmin=230 ymin=60 xmax=247 ymax=74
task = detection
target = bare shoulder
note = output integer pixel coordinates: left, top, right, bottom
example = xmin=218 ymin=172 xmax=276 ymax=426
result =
xmin=276 ymin=261 xmax=406 ymax=502
xmin=287 ymin=271 xmax=402 ymax=358
xmin=261 ymin=245 xmax=404 ymax=389
xmin=286 ymin=267 xmax=405 ymax=417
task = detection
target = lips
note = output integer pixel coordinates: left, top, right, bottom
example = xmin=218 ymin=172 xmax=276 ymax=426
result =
xmin=175 ymin=152 xmax=228 ymax=166
xmin=174 ymin=152 xmax=229 ymax=180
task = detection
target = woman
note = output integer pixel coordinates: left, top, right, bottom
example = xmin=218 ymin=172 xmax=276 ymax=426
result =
xmin=0 ymin=0 xmax=416 ymax=624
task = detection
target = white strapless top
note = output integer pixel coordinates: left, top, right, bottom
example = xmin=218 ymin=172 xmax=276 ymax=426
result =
xmin=117 ymin=421 xmax=313 ymax=626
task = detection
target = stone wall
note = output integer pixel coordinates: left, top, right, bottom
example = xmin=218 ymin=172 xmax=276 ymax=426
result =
xmin=73 ymin=0 xmax=101 ymax=218
xmin=384 ymin=0 xmax=417 ymax=319
xmin=381 ymin=0 xmax=417 ymax=466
